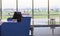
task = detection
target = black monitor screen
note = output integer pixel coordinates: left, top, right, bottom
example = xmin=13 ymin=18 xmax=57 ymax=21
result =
xmin=12 ymin=12 xmax=22 ymax=22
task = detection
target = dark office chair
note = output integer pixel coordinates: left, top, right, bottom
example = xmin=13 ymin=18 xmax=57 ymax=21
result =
xmin=12 ymin=12 xmax=22 ymax=22
xmin=7 ymin=12 xmax=22 ymax=22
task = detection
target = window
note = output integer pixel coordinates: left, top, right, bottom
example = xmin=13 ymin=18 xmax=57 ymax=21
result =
xmin=18 ymin=0 xmax=32 ymax=25
xmin=49 ymin=0 xmax=60 ymax=25
xmin=34 ymin=0 xmax=48 ymax=25
xmin=2 ymin=0 xmax=16 ymax=21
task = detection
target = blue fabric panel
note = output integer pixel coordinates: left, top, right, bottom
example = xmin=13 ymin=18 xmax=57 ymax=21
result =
xmin=1 ymin=17 xmax=31 ymax=36
xmin=0 ymin=26 xmax=1 ymax=36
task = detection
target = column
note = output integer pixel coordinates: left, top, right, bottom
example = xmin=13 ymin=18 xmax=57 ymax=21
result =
xmin=0 ymin=0 xmax=2 ymax=19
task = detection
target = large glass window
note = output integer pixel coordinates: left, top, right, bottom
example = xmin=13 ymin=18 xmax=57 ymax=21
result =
xmin=18 ymin=0 xmax=32 ymax=15
xmin=18 ymin=0 xmax=32 ymax=25
xmin=2 ymin=0 xmax=60 ymax=25
xmin=34 ymin=0 xmax=48 ymax=25
xmin=49 ymin=0 xmax=60 ymax=25
xmin=2 ymin=0 xmax=16 ymax=21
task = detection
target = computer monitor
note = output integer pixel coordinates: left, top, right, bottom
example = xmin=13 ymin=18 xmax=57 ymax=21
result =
xmin=12 ymin=12 xmax=22 ymax=22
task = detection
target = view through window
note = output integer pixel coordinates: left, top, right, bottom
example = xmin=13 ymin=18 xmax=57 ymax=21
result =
xmin=2 ymin=0 xmax=60 ymax=25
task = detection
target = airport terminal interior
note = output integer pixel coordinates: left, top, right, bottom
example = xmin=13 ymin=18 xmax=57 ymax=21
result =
xmin=0 ymin=0 xmax=60 ymax=36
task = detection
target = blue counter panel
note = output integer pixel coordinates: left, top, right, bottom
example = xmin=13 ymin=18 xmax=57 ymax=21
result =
xmin=1 ymin=17 xmax=31 ymax=36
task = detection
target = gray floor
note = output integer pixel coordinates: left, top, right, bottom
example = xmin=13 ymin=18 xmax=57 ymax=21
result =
xmin=30 ymin=18 xmax=60 ymax=36
xmin=34 ymin=27 xmax=60 ymax=36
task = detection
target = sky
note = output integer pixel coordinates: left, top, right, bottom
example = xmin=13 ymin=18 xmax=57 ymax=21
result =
xmin=2 ymin=0 xmax=60 ymax=9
